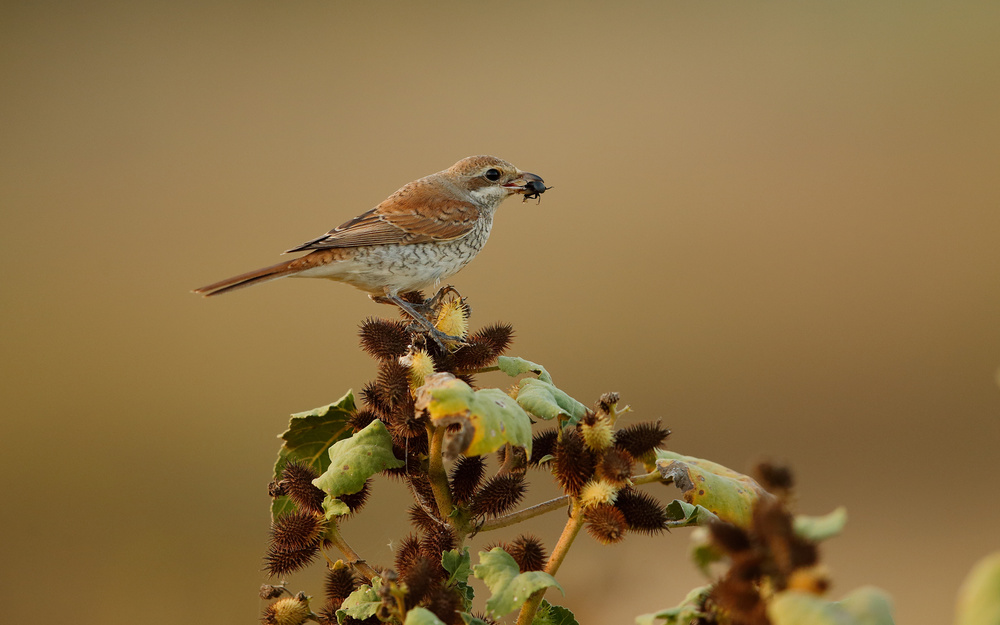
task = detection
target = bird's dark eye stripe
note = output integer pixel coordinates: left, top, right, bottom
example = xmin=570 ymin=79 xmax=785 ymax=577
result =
xmin=484 ymin=168 xmax=501 ymax=181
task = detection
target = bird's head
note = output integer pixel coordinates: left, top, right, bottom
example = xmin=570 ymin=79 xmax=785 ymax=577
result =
xmin=445 ymin=155 xmax=548 ymax=207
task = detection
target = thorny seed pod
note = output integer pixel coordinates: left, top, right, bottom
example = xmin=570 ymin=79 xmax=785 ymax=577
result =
xmin=394 ymin=534 xmax=424 ymax=578
xmin=598 ymin=392 xmax=620 ymax=414
xmin=754 ymin=461 xmax=795 ymax=498
xmin=613 ymin=488 xmax=668 ymax=535
xmin=315 ymin=604 xmax=339 ymax=625
xmin=264 ymin=543 xmax=319 ymax=577
xmin=425 ymin=585 xmax=464 ymax=625
xmin=470 ymin=473 xmax=526 ymax=518
xmin=466 ymin=613 xmax=498 ymax=625
xmin=708 ymin=520 xmax=753 ymax=555
xmin=599 ymin=447 xmax=634 ymax=486
xmin=376 ymin=360 xmax=412 ymax=410
xmin=579 ymin=480 xmax=619 ymax=508
xmin=279 ymin=461 xmax=325 ymax=513
xmin=408 ymin=504 xmax=442 ymax=535
xmin=261 ymin=594 xmax=312 ymax=625
xmin=420 ymin=524 xmax=457 ymax=561
xmin=580 ymin=411 xmax=614 ymax=451
xmin=553 ymin=427 xmax=597 ymax=497
xmin=385 ymin=400 xmax=426 ymax=441
xmin=753 ymin=498 xmax=818 ymax=575
xmin=529 ymin=428 xmax=558 ymax=467
xmin=361 ymin=381 xmax=393 ymax=418
xmin=449 ymin=455 xmax=486 ymax=505
xmin=402 ymin=556 xmax=437 ymax=608
xmin=325 ymin=561 xmax=360 ymax=603
xmin=711 ymin=576 xmax=768 ymax=625
xmin=506 ymin=534 xmax=547 ymax=572
xmin=348 ymin=408 xmax=379 ymax=433
xmin=613 ymin=420 xmax=671 ymax=461
xmin=471 ymin=322 xmax=514 ymax=356
xmin=338 ymin=478 xmax=372 ymax=515
xmin=435 ymin=297 xmax=469 ymax=339
xmin=407 ymin=474 xmax=439 ymax=512
xmin=584 ymin=503 xmax=628 ymax=545
xmin=400 ymin=348 xmax=436 ymax=389
xmin=270 ymin=510 xmax=326 ymax=551
xmin=449 ymin=340 xmax=495 ymax=371
xmin=359 ymin=317 xmax=411 ymax=361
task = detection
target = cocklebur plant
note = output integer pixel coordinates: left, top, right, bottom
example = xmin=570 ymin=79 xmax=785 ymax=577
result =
xmin=257 ymin=290 xmax=902 ymax=625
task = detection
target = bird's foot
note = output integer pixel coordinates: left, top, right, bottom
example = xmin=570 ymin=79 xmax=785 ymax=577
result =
xmin=374 ymin=292 xmax=466 ymax=351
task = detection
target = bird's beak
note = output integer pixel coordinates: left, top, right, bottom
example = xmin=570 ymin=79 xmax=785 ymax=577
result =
xmin=503 ymin=172 xmax=549 ymax=197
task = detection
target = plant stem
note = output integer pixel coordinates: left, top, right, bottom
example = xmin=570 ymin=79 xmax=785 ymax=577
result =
xmin=455 ymin=365 xmax=501 ymax=375
xmin=425 ymin=423 xmax=455 ymax=522
xmin=325 ymin=523 xmax=380 ymax=581
xmin=515 ymin=500 xmax=586 ymax=625
xmin=475 ymin=495 xmax=571 ymax=533
xmin=632 ymin=470 xmax=669 ymax=486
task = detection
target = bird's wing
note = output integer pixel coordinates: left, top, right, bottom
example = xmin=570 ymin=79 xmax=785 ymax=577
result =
xmin=285 ymin=182 xmax=481 ymax=253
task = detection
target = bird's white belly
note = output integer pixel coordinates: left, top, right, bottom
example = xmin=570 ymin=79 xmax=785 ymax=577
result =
xmin=295 ymin=217 xmax=493 ymax=295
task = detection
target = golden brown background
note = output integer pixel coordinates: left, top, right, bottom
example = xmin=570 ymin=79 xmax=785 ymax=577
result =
xmin=2 ymin=1 xmax=998 ymax=623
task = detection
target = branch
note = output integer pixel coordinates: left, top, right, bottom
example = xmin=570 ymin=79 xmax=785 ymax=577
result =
xmin=475 ymin=495 xmax=571 ymax=533
xmin=425 ymin=423 xmax=455 ymax=521
xmin=324 ymin=523 xmax=380 ymax=582
xmin=515 ymin=500 xmax=586 ymax=625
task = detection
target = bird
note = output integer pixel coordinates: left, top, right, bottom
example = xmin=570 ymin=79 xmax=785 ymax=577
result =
xmin=193 ymin=155 xmax=548 ymax=342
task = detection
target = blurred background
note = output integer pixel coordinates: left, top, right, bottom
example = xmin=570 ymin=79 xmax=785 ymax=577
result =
xmin=2 ymin=1 xmax=998 ymax=623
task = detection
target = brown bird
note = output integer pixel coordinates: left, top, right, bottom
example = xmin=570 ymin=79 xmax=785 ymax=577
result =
xmin=194 ymin=155 xmax=547 ymax=341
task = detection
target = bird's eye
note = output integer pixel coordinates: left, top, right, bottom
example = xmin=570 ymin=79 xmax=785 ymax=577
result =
xmin=483 ymin=168 xmax=502 ymax=182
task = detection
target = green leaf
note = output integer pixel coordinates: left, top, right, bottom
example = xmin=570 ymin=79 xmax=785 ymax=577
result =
xmin=443 ymin=547 xmax=475 ymax=606
xmin=443 ymin=547 xmax=473 ymax=584
xmin=460 ymin=614 xmax=491 ymax=625
xmin=497 ymin=356 xmax=553 ymax=383
xmin=404 ymin=607 xmax=447 ymax=625
xmin=794 ymin=507 xmax=848 ymax=542
xmin=533 ymin=599 xmax=579 ymax=625
xmin=664 ymin=499 xmax=720 ymax=528
xmin=656 ymin=451 xmax=772 ymax=528
xmin=634 ymin=585 xmax=711 ymax=625
xmin=473 ymin=548 xmax=563 ymax=618
xmin=415 ymin=374 xmax=533 ymax=458
xmin=272 ymin=391 xmax=356 ymax=519
xmin=768 ymin=588 xmax=895 ymax=625
xmin=956 ymin=552 xmax=1000 ymax=625
xmin=337 ymin=578 xmax=382 ymax=623
xmin=515 ymin=378 xmax=588 ymax=425
xmin=322 ymin=495 xmax=350 ymax=519
xmin=837 ymin=587 xmax=895 ymax=625
xmin=312 ymin=420 xmax=403 ymax=508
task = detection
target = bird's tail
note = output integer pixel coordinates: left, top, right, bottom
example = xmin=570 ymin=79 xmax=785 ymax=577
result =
xmin=192 ymin=258 xmax=303 ymax=297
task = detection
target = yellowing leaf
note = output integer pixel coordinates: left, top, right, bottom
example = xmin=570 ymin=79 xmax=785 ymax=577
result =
xmin=415 ymin=373 xmax=532 ymax=459
xmin=656 ymin=451 xmax=772 ymax=528
xmin=956 ymin=552 xmax=1000 ymax=625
